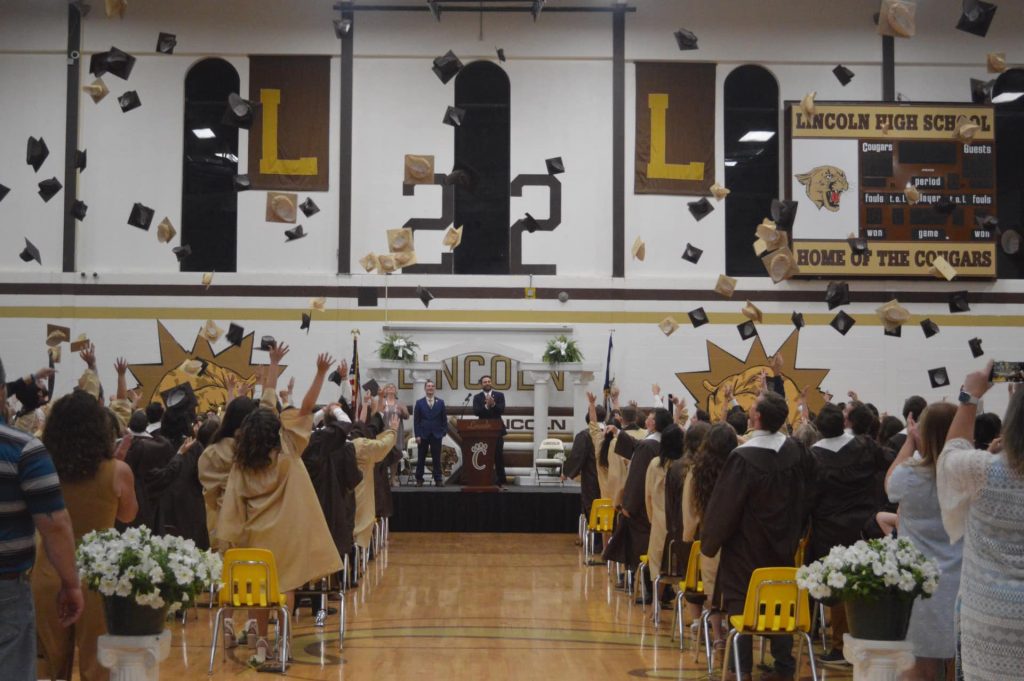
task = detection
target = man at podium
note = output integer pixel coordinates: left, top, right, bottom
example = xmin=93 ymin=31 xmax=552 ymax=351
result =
xmin=473 ymin=375 xmax=507 ymax=485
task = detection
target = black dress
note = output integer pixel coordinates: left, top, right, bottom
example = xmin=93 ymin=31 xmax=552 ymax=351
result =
xmin=563 ymin=428 xmax=599 ymax=519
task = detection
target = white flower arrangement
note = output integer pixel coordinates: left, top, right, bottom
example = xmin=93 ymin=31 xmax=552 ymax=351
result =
xmin=797 ymin=535 xmax=939 ymax=603
xmin=378 ymin=333 xmax=419 ymax=362
xmin=542 ymin=335 xmax=583 ymax=364
xmin=77 ymin=527 xmax=222 ymax=612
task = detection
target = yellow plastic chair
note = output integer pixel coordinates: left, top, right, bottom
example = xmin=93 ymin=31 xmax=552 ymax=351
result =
xmin=720 ymin=567 xmax=818 ymax=681
xmin=671 ymin=541 xmax=713 ymax=673
xmin=583 ymin=498 xmax=614 ymax=564
xmin=208 ymin=548 xmax=291 ymax=675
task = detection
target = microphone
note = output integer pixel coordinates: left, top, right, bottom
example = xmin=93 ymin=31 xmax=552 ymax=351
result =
xmin=462 ymin=392 xmax=472 ymax=415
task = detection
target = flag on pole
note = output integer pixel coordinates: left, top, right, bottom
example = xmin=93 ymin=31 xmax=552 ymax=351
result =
xmin=602 ymin=331 xmax=614 ymax=418
xmin=350 ymin=330 xmax=361 ymax=417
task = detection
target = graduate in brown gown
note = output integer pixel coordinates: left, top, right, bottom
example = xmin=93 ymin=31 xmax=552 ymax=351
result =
xmin=562 ymin=403 xmax=604 ymax=522
xmin=302 ymin=405 xmax=362 ymax=559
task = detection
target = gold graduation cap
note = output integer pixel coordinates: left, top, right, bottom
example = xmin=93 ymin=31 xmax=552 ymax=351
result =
xmin=387 ymin=228 xmax=414 ymax=253
xmin=359 ymin=252 xmax=380 ymax=273
xmin=714 ymin=273 xmax=737 ymax=298
xmin=904 ymin=183 xmax=921 ymax=204
xmin=200 ymin=319 xmax=223 ymax=343
xmin=709 ymin=182 xmax=730 ymax=201
xmin=309 ymin=296 xmax=326 ymax=312
xmin=987 ymin=52 xmax=1007 ymax=73
xmin=631 ymin=236 xmax=646 ymax=261
xmin=929 ymin=255 xmax=957 ymax=281
xmin=404 ymin=154 xmax=435 ymax=185
xmin=392 ymin=251 xmax=418 ymax=269
xmin=878 ymin=0 xmax=916 ymax=38
xmin=442 ymin=225 xmax=464 ymax=250
xmin=156 ymin=217 xmax=176 ymax=243
xmin=179 ymin=359 xmax=204 ymax=376
xmin=953 ymin=115 xmax=981 ymax=142
xmin=69 ymin=333 xmax=90 ymax=352
xmin=105 ymin=0 xmax=127 ymax=19
xmin=658 ymin=316 xmax=680 ymax=337
xmin=46 ymin=324 xmax=70 ymax=347
xmin=876 ymin=299 xmax=911 ymax=332
xmin=762 ymin=247 xmax=801 ymax=283
xmin=266 ymin=192 xmax=297 ymax=223
xmin=800 ymin=91 xmax=817 ymax=117
xmin=741 ymin=300 xmax=763 ymax=324
xmin=202 ymin=272 xmax=214 ymax=289
xmin=376 ymin=253 xmax=398 ymax=273
xmin=82 ymin=78 xmax=110 ymax=104
xmin=754 ymin=218 xmax=788 ymax=256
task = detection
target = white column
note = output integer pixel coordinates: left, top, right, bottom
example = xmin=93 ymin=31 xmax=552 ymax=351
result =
xmin=531 ymin=373 xmax=550 ymax=453
xmin=842 ymin=634 xmax=915 ymax=681
xmin=97 ymin=630 xmax=172 ymax=681
xmin=571 ymin=371 xmax=595 ymax=434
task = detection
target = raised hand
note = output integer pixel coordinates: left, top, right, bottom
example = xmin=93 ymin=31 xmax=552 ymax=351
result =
xmin=771 ymin=353 xmax=784 ymax=373
xmin=269 ymin=342 xmax=290 ymax=364
xmin=388 ymin=413 xmax=400 ymax=431
xmin=848 ymin=390 xmax=859 ymax=402
xmin=906 ymin=413 xmax=919 ymax=449
xmin=35 ymin=367 xmax=56 ymax=381
xmin=80 ymin=342 xmax=97 ymax=370
xmin=114 ymin=357 xmax=128 ymax=375
xmin=315 ymin=353 xmax=335 ymax=375
xmin=964 ymin=360 xmax=994 ymax=399
xmin=338 ymin=358 xmax=349 ymax=379
xmin=177 ymin=436 xmax=195 ymax=455
xmin=286 ymin=376 xmax=295 ymax=395
xmin=586 ymin=391 xmax=597 ymax=404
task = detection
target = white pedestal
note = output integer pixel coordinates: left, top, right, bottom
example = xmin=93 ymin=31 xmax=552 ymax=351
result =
xmin=97 ymin=630 xmax=172 ymax=681
xmin=842 ymin=634 xmax=915 ymax=681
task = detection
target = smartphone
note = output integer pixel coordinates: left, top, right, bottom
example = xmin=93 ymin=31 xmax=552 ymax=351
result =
xmin=990 ymin=361 xmax=1024 ymax=383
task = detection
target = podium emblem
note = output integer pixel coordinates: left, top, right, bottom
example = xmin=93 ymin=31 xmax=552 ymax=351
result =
xmin=471 ymin=441 xmax=489 ymax=470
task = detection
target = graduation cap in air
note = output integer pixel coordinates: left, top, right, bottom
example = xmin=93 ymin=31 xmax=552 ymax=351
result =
xmin=848 ymin=234 xmax=869 ymax=253
xmin=763 ymin=247 xmax=800 ymax=283
xmin=742 ymin=301 xmax=763 ymax=324
xmin=682 ymin=243 xmax=703 ymax=264
xmin=83 ymin=78 xmax=110 ymax=104
xmin=377 ymin=254 xmax=398 ymax=274
xmin=876 ymin=299 xmax=910 ymax=333
xmin=333 ymin=18 xmax=353 ymax=38
xmin=658 ymin=317 xmax=680 ymax=336
xmin=987 ymin=52 xmax=1007 ymax=73
xmin=46 ymin=325 xmax=70 ymax=347
xmin=948 ymin=290 xmax=970 ymax=313
xmin=106 ymin=0 xmax=127 ymax=19
xmin=496 ymin=47 xmax=506 ymax=62
xmin=442 ymin=105 xmax=466 ymax=127
xmin=709 ymin=183 xmax=730 ymax=201
xmin=1001 ymin=229 xmax=1021 ymax=255
xmin=357 ymin=286 xmax=378 ymax=307
xmin=689 ymin=307 xmax=709 ymax=328
xmin=674 ymin=28 xmax=698 ymax=50
xmin=75 ymin=149 xmax=87 ymax=173
xmin=904 ymin=183 xmax=921 ymax=204
xmin=737 ymin=320 xmax=758 ymax=340
xmin=203 ymin=272 xmax=213 ymax=290
xmin=233 ymin=174 xmax=251 ymax=192
xmin=791 ymin=311 xmax=805 ymax=330
xmin=299 ymin=197 xmax=320 ymax=217
xmin=0 ymin=184 xmax=9 ymax=203
xmin=19 ymin=238 xmax=41 ymax=265
xmin=223 ymin=93 xmax=254 ymax=129
xmin=714 ymin=274 xmax=737 ymax=298
xmin=885 ymin=324 xmax=902 ymax=338
xmin=128 ymin=202 xmax=155 ymax=230
xmin=328 ymin=368 xmax=343 ymax=386
xmin=833 ymin=64 xmax=855 ymax=86
xmin=26 ymin=137 xmax=49 ymax=172
xmin=387 ymin=228 xmax=413 ymax=253
xmin=934 ymin=196 xmax=956 ymax=216
xmin=970 ymin=78 xmax=993 ymax=104
xmin=530 ymin=0 xmax=544 ymax=21
xmin=522 ymin=213 xmax=541 ymax=234
xmin=432 ymin=50 xmax=463 ymax=84
xmin=825 ymin=281 xmax=850 ymax=309
xmin=800 ymin=91 xmax=817 ymax=117
xmin=200 ymin=319 xmax=223 ymax=343
xmin=259 ymin=335 xmax=276 ymax=351
xmin=631 ymin=236 xmax=646 ymax=261
xmin=284 ymin=225 xmax=307 ymax=241
xmin=172 ymin=245 xmax=192 ymax=263
xmin=545 ymin=157 xmax=565 ymax=175
xmin=359 ymin=252 xmax=379 ymax=273
xmin=37 ymin=178 xmax=62 ymax=203
xmin=770 ymin=199 xmax=799 ymax=231
xmin=443 ymin=225 xmax=463 ymax=250
xmin=160 ymin=382 xmax=196 ymax=411
xmin=362 ymin=378 xmax=380 ymax=397
xmin=226 ymin=323 xmax=245 ymax=347
xmin=90 ymin=46 xmax=136 ymax=80
xmin=71 ymin=200 xmax=88 ymax=221
xmin=957 ymin=0 xmax=997 ymax=37
xmin=829 ymin=310 xmax=855 ymax=335
xmin=920 ymin=318 xmax=940 ymax=338
xmin=179 ymin=359 xmax=207 ymax=377
xmin=118 ymin=91 xmax=141 ymax=113
xmin=969 ymin=337 xmax=984 ymax=358
xmin=156 ymin=32 xmax=177 ymax=54
xmin=877 ymin=0 xmax=916 ymax=38
xmin=157 ymin=218 xmax=176 ymax=243
xmin=688 ymin=197 xmax=714 ymax=221
xmin=928 ymin=367 xmax=950 ymax=389
xmin=416 ymin=285 xmax=435 ymax=308
xmin=300 ymin=312 xmax=311 ymax=333
xmin=930 ymin=255 xmax=958 ymax=281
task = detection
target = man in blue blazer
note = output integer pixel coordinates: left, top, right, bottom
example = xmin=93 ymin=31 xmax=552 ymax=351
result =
xmin=413 ymin=379 xmax=447 ymax=486
xmin=473 ymin=375 xmax=508 ymax=485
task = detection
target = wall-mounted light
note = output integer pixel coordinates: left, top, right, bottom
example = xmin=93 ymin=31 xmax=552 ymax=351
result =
xmin=192 ymin=128 xmax=216 ymax=139
xmin=738 ymin=130 xmax=775 ymax=143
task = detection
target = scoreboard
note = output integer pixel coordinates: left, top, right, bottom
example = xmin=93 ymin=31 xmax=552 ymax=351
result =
xmin=785 ymin=103 xmax=997 ymax=278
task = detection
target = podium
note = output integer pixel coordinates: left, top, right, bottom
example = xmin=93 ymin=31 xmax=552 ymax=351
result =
xmin=456 ymin=419 xmax=503 ymax=491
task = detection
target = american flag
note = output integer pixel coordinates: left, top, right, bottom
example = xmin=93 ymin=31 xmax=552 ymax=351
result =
xmin=350 ymin=331 xmax=361 ymax=417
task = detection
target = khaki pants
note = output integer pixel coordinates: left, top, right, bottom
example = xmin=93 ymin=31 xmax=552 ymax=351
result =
xmin=32 ymin=568 xmax=109 ymax=681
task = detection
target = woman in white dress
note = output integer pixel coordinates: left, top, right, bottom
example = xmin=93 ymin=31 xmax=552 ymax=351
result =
xmin=938 ymin=365 xmax=1024 ymax=681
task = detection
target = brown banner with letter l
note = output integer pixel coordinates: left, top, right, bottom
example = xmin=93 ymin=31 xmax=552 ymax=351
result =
xmin=248 ymin=55 xmax=330 ymax=191
xmin=634 ymin=62 xmax=715 ymax=195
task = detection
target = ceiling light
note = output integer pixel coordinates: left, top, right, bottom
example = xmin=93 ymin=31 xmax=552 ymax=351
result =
xmin=724 ymin=160 xmax=738 ymax=167
xmin=192 ymin=128 xmax=215 ymax=139
xmin=738 ymin=130 xmax=775 ymax=143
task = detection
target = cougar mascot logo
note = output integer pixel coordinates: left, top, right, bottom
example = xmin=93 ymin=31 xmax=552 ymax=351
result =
xmin=795 ymin=165 xmax=849 ymax=212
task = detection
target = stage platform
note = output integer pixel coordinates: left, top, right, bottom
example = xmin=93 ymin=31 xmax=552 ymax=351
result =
xmin=390 ymin=484 xmax=582 ymax=533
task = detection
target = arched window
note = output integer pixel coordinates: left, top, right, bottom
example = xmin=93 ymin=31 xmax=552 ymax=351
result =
xmin=723 ymin=65 xmax=780 ymax=277
xmin=993 ymin=68 xmax=1024 ymax=278
xmin=181 ymin=58 xmax=240 ymax=273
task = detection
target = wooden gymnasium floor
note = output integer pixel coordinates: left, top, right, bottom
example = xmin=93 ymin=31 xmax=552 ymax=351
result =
xmin=154 ymin=533 xmax=852 ymax=681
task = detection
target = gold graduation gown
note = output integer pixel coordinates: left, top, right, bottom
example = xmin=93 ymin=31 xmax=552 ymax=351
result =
xmin=645 ymin=457 xmax=668 ymax=578
xmin=352 ymin=429 xmax=397 ymax=549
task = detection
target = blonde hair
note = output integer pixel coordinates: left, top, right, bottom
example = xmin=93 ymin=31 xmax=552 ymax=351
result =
xmin=916 ymin=402 xmax=957 ymax=468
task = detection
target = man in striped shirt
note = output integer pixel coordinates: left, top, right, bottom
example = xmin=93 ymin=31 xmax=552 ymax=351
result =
xmin=1 ymin=355 xmax=83 ymax=681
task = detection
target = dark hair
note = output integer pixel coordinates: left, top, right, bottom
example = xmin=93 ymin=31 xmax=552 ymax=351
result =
xmin=691 ymin=423 xmax=738 ymax=518
xmin=585 ymin=405 xmax=606 ymax=425
xmin=878 ymin=415 xmax=903 ymax=445
xmin=725 ymin=406 xmax=748 ymax=436
xmin=145 ymin=401 xmax=164 ymax=424
xmin=651 ymin=407 xmax=672 ymax=433
xmin=213 ymin=396 xmax=259 ymax=444
xmin=480 ymin=375 xmax=492 ymax=382
xmin=128 ymin=409 xmax=149 ymax=434
xmin=42 ymin=390 xmax=114 ymax=483
xmin=160 ymin=407 xmax=194 ymax=449
xmin=815 ymin=403 xmax=845 ymax=439
xmin=755 ymin=392 xmax=789 ymax=433
xmin=658 ymin=423 xmax=684 ymax=466
xmin=974 ymin=412 xmax=1002 ymax=451
xmin=197 ymin=416 xmax=221 ymax=447
xmin=684 ymin=421 xmax=710 ymax=457
xmin=847 ymin=401 xmax=875 ymax=436
xmin=620 ymin=405 xmax=638 ymax=425
xmin=903 ymin=395 xmax=927 ymax=422
xmin=695 ymin=409 xmax=711 ymax=423
xmin=235 ymin=408 xmax=281 ymax=471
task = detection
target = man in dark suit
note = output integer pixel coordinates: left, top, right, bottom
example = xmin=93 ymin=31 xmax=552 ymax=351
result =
xmin=413 ymin=380 xmax=447 ymax=486
xmin=473 ymin=375 xmax=507 ymax=485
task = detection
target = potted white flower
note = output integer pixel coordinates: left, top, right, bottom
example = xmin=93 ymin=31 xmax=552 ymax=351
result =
xmin=797 ymin=535 xmax=939 ymax=641
xmin=542 ymin=335 xmax=583 ymax=365
xmin=77 ymin=527 xmax=222 ymax=636
xmin=377 ymin=333 xmax=419 ymax=362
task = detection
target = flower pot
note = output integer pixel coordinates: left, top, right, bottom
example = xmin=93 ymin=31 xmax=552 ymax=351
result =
xmin=844 ymin=592 xmax=915 ymax=641
xmin=103 ymin=595 xmax=168 ymax=636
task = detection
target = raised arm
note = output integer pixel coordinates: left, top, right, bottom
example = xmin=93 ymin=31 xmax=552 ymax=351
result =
xmin=885 ymin=412 xmax=918 ymax=492
xmin=300 ymin=353 xmax=334 ymax=417
xmin=587 ymin=391 xmax=598 ymax=424
xmin=946 ymin=361 xmax=993 ymax=444
xmin=114 ymin=357 xmax=129 ymax=400
xmin=262 ymin=342 xmax=290 ymax=397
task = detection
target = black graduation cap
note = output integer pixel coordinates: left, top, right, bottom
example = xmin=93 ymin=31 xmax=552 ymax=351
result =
xmin=172 ymin=244 xmax=192 ymax=263
xmin=530 ymin=0 xmax=544 ymax=21
xmin=300 ymin=312 xmax=311 ymax=333
xmin=928 ymin=367 xmax=950 ymax=389
xmin=737 ymin=320 xmax=758 ymax=340
xmin=427 ymin=0 xmax=441 ymax=21
xmin=233 ymin=174 xmax=251 ymax=191
xmin=848 ymin=235 xmax=868 ymax=253
xmin=885 ymin=325 xmax=902 ymax=338
xmin=357 ymin=286 xmax=379 ymax=307
xmin=333 ymin=17 xmax=353 ymax=38
xmin=160 ymin=382 xmax=196 ymax=411
xmin=688 ymin=197 xmax=714 ymax=221
xmin=328 ymin=369 xmax=343 ymax=386
xmin=956 ymin=0 xmax=997 ymax=37
xmin=771 ymin=199 xmax=799 ymax=231
xmin=26 ymin=137 xmax=49 ymax=172
xmin=89 ymin=46 xmax=136 ymax=80
xmin=259 ymin=335 xmax=276 ymax=351
xmin=791 ymin=311 xmax=805 ymax=330
xmin=0 ymin=184 xmax=9 ymax=203
xmin=19 ymin=238 xmax=41 ymax=265
xmin=417 ymin=285 xmax=435 ymax=308
xmin=37 ymin=178 xmax=62 ymax=203
xmin=284 ymin=225 xmax=306 ymax=241
xmin=432 ymin=50 xmax=463 ymax=84
xmin=688 ymin=307 xmax=709 ymax=328
xmin=968 ymin=337 xmax=984 ymax=358
xmin=545 ymin=157 xmax=565 ymax=175
xmin=223 ymin=93 xmax=254 ymax=129
xmin=681 ymin=243 xmax=703 ymax=264
xmin=156 ymin=32 xmax=177 ymax=54
xmin=362 ymin=378 xmax=380 ymax=397
xmin=970 ymin=78 xmax=993 ymax=104
xmin=75 ymin=149 xmax=87 ymax=172
xmin=522 ymin=213 xmax=540 ymax=234
xmin=71 ymin=200 xmax=88 ymax=221
xmin=934 ymin=196 xmax=956 ymax=216
xmin=299 ymin=197 xmax=320 ymax=217
xmin=829 ymin=310 xmax=855 ymax=335
xmin=920 ymin=318 xmax=940 ymax=338
xmin=949 ymin=290 xmax=970 ymax=313
xmin=674 ymin=28 xmax=698 ymax=50
xmin=128 ymin=202 xmax=155 ymax=230
xmin=442 ymin=105 xmax=466 ymax=127
xmin=833 ymin=64 xmax=855 ymax=86
xmin=825 ymin=281 xmax=850 ymax=309
xmin=118 ymin=90 xmax=141 ymax=113
xmin=445 ymin=167 xmax=477 ymax=193
xmin=496 ymin=47 xmax=506 ymax=62
xmin=226 ymin=323 xmax=244 ymax=347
